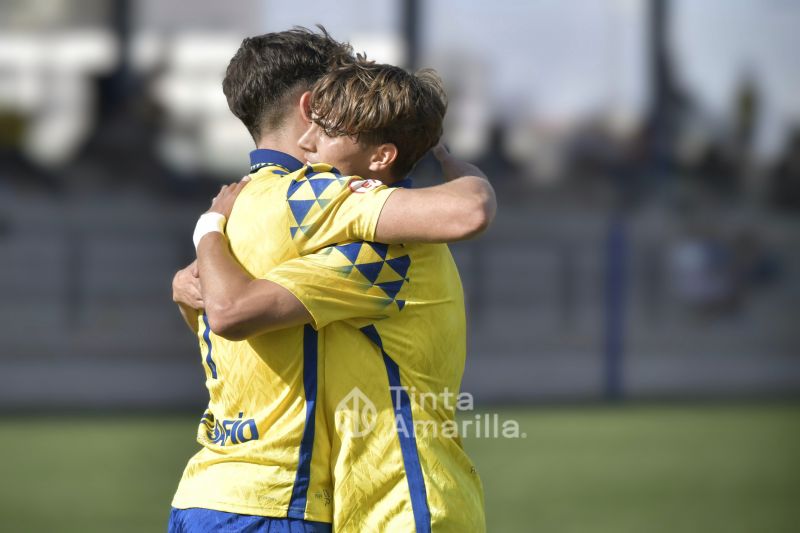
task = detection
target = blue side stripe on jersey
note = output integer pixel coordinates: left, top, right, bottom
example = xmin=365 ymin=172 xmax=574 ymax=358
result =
xmin=361 ymin=325 xmax=432 ymax=533
xmin=201 ymin=314 xmax=217 ymax=379
xmin=287 ymin=325 xmax=319 ymax=519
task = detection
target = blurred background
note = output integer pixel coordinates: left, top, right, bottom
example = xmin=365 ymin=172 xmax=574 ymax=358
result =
xmin=1 ymin=0 xmax=798 ymax=531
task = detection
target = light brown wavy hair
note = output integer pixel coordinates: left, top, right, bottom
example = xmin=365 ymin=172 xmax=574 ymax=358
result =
xmin=309 ymin=58 xmax=447 ymax=178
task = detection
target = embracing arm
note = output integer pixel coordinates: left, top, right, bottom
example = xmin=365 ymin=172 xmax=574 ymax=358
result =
xmin=373 ymin=144 xmax=496 ymax=244
xmin=194 ymin=180 xmax=311 ymax=340
xmin=197 ymin=233 xmax=311 ymax=340
xmin=190 ymin=145 xmax=496 ymax=339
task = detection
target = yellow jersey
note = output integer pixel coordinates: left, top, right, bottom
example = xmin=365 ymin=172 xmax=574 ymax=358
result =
xmin=171 ymin=149 xmax=396 ymax=522
xmin=264 ymin=205 xmax=486 ymax=531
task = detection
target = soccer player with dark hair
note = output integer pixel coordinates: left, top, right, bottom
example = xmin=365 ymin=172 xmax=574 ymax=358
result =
xmin=169 ymin=28 xmax=492 ymax=533
xmin=186 ymin=58 xmax=487 ymax=532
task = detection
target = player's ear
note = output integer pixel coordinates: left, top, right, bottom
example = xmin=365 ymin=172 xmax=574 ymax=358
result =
xmin=368 ymin=143 xmax=398 ymax=173
xmin=299 ymin=91 xmax=313 ymax=123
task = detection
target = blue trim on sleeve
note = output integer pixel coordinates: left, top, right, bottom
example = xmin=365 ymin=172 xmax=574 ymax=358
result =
xmin=360 ymin=325 xmax=431 ymax=533
xmin=287 ymin=325 xmax=320 ymax=519
xmin=201 ymin=314 xmax=217 ymax=379
xmin=249 ymin=149 xmax=304 ymax=174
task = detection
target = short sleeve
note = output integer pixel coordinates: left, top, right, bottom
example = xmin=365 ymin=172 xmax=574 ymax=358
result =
xmin=263 ymin=241 xmax=411 ymax=330
xmin=284 ymin=168 xmax=398 ymax=255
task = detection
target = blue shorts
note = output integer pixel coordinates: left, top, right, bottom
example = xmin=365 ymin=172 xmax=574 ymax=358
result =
xmin=168 ymin=508 xmax=332 ymax=533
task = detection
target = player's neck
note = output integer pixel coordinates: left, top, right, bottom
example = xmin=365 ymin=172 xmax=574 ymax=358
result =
xmin=255 ymin=114 xmax=308 ymax=163
xmin=255 ymin=133 xmax=304 ymax=163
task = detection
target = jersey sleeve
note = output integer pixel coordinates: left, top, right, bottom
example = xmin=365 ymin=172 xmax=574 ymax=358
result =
xmin=284 ymin=169 xmax=398 ymax=255
xmin=263 ymin=241 xmax=411 ymax=330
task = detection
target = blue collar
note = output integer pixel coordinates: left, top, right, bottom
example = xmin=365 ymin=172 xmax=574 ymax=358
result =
xmin=249 ymin=149 xmax=304 ymax=174
xmin=391 ymin=177 xmax=413 ymax=189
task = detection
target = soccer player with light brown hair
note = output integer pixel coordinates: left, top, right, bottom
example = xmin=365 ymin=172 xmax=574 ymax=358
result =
xmin=186 ymin=57 xmax=489 ymax=532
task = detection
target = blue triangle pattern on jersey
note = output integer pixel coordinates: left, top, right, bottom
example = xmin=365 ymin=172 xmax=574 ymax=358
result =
xmin=336 ymin=264 xmax=355 ymax=276
xmin=290 ymin=225 xmax=312 ymax=238
xmin=368 ymin=242 xmax=389 ymax=259
xmin=355 ymin=261 xmax=384 ymax=284
xmin=287 ymin=178 xmax=305 ymax=198
xmin=376 ymin=280 xmax=405 ymax=300
xmin=385 ymin=256 xmax=410 ymax=279
xmin=396 ymin=299 xmax=406 ymax=311
xmin=288 ymin=199 xmax=316 ymax=225
xmin=335 ymin=242 xmax=363 ymax=264
xmin=309 ymin=178 xmax=336 ymax=198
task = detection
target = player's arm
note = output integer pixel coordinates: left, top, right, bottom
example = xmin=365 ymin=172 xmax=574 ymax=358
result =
xmin=373 ymin=144 xmax=496 ymax=244
xmin=193 ymin=180 xmax=311 ymax=340
xmin=199 ymin=238 xmax=396 ymax=340
xmin=172 ymin=260 xmax=203 ymax=332
xmin=296 ymin=144 xmax=496 ymax=254
xmin=193 ymin=182 xmax=399 ymax=341
xmin=197 ymin=233 xmax=311 ymax=340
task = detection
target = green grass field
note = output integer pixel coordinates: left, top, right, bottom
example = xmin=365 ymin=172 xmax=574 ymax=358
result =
xmin=1 ymin=404 xmax=798 ymax=532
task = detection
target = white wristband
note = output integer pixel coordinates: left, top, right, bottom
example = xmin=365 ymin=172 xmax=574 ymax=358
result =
xmin=193 ymin=212 xmax=227 ymax=250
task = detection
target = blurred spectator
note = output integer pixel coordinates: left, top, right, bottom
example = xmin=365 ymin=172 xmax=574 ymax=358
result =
xmin=670 ymin=229 xmax=737 ymax=315
xmin=670 ymin=224 xmax=779 ymax=317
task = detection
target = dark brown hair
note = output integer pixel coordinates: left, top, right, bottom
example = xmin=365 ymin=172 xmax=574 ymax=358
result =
xmin=309 ymin=58 xmax=448 ymax=178
xmin=222 ymin=26 xmax=353 ymax=141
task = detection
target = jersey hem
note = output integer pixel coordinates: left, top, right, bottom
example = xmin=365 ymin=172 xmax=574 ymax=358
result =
xmin=170 ymin=497 xmax=331 ymax=524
